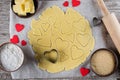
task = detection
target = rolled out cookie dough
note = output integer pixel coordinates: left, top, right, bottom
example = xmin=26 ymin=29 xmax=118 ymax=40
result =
xmin=28 ymin=6 xmax=95 ymax=73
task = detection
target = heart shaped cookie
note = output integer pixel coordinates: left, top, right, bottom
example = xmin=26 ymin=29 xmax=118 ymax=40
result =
xmin=37 ymin=31 xmax=51 ymax=47
xmin=61 ymin=21 xmax=72 ymax=34
xmin=56 ymin=38 xmax=68 ymax=50
xmin=76 ymin=34 xmax=91 ymax=47
xmin=44 ymin=49 xmax=58 ymax=63
xmin=59 ymin=51 xmax=69 ymax=62
xmin=41 ymin=23 xmax=50 ymax=32
xmin=71 ymin=46 xmax=84 ymax=60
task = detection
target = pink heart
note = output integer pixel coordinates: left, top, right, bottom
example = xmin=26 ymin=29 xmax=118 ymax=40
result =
xmin=63 ymin=1 xmax=69 ymax=7
xmin=72 ymin=0 xmax=81 ymax=7
xmin=10 ymin=35 xmax=19 ymax=44
xmin=15 ymin=23 xmax=24 ymax=32
xmin=80 ymin=67 xmax=90 ymax=76
xmin=21 ymin=40 xmax=27 ymax=46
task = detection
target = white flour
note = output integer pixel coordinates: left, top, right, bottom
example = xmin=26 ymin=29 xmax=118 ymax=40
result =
xmin=0 ymin=43 xmax=24 ymax=71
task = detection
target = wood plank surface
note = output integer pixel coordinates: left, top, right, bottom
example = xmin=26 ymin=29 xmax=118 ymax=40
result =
xmin=0 ymin=0 xmax=120 ymax=79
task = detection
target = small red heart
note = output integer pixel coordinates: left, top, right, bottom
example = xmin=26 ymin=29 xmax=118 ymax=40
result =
xmin=72 ymin=0 xmax=81 ymax=7
xmin=63 ymin=1 xmax=69 ymax=7
xmin=21 ymin=40 xmax=27 ymax=46
xmin=80 ymin=67 xmax=90 ymax=77
xmin=10 ymin=35 xmax=19 ymax=44
xmin=15 ymin=23 xmax=24 ymax=32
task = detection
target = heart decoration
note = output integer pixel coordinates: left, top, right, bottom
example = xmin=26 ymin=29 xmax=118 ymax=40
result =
xmin=44 ymin=49 xmax=58 ymax=63
xmin=63 ymin=1 xmax=69 ymax=7
xmin=21 ymin=40 xmax=27 ymax=46
xmin=15 ymin=23 xmax=24 ymax=32
xmin=72 ymin=0 xmax=81 ymax=7
xmin=80 ymin=67 xmax=90 ymax=77
xmin=63 ymin=0 xmax=81 ymax=7
xmin=10 ymin=35 xmax=19 ymax=44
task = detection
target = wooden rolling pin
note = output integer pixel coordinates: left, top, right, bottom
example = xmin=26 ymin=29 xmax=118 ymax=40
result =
xmin=97 ymin=0 xmax=120 ymax=54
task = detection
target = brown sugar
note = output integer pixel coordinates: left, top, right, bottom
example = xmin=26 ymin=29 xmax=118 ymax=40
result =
xmin=91 ymin=50 xmax=116 ymax=76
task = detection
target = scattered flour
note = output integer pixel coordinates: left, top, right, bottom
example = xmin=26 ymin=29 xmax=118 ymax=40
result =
xmin=0 ymin=43 xmax=24 ymax=71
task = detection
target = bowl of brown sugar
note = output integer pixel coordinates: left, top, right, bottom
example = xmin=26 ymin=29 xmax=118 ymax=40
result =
xmin=90 ymin=48 xmax=118 ymax=77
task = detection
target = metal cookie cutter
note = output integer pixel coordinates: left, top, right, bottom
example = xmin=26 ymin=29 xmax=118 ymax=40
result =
xmin=43 ymin=49 xmax=59 ymax=63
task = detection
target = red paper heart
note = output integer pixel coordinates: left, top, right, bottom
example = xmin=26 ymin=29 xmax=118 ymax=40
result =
xmin=63 ymin=1 xmax=69 ymax=7
xmin=72 ymin=0 xmax=81 ymax=7
xmin=10 ymin=35 xmax=19 ymax=44
xmin=80 ymin=67 xmax=90 ymax=76
xmin=21 ymin=40 xmax=27 ymax=46
xmin=15 ymin=23 xmax=24 ymax=32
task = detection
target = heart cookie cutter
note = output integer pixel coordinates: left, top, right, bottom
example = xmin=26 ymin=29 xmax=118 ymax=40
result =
xmin=43 ymin=49 xmax=59 ymax=63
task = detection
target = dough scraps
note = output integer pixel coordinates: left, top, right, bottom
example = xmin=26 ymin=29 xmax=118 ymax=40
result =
xmin=28 ymin=6 xmax=95 ymax=73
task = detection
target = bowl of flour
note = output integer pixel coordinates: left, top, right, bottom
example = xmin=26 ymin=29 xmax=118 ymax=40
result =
xmin=0 ymin=43 xmax=24 ymax=72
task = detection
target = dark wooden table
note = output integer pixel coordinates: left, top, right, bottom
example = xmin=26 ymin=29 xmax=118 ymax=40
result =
xmin=0 ymin=0 xmax=120 ymax=79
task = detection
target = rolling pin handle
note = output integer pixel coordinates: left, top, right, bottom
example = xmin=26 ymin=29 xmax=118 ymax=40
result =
xmin=97 ymin=0 xmax=110 ymax=16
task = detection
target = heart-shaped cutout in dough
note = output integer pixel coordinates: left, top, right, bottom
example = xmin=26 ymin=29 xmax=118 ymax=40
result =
xmin=37 ymin=31 xmax=51 ymax=47
xmin=61 ymin=21 xmax=72 ymax=34
xmin=59 ymin=51 xmax=69 ymax=62
xmin=41 ymin=23 xmax=50 ymax=32
xmin=44 ymin=49 xmax=58 ymax=63
xmin=32 ymin=29 xmax=42 ymax=36
xmin=71 ymin=46 xmax=84 ymax=60
xmin=56 ymin=38 xmax=68 ymax=50
xmin=76 ymin=34 xmax=91 ymax=47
